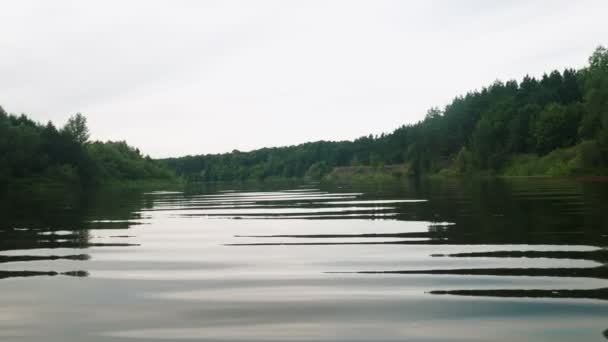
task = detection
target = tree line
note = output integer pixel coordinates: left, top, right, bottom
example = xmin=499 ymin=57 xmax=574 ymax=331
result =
xmin=4 ymin=46 xmax=607 ymax=186
xmin=163 ymin=47 xmax=608 ymax=181
xmin=0 ymin=111 xmax=174 ymax=188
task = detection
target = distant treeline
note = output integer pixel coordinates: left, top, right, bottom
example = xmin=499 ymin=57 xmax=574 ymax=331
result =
xmin=4 ymin=46 xmax=607 ymax=187
xmin=163 ymin=47 xmax=608 ymax=180
xmin=0 ymin=111 xmax=174 ymax=188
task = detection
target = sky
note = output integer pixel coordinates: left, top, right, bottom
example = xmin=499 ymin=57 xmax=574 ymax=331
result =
xmin=1 ymin=1 xmax=607 ymax=158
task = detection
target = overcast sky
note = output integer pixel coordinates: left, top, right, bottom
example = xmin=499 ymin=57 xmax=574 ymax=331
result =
xmin=1 ymin=1 xmax=607 ymax=158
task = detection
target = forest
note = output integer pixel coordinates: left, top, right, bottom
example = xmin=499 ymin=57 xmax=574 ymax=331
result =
xmin=0 ymin=111 xmax=174 ymax=189
xmin=164 ymin=46 xmax=608 ymax=181
xmin=3 ymin=46 xmax=607 ymax=186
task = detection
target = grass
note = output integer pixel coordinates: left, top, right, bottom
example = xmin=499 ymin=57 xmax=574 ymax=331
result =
xmin=501 ymin=141 xmax=606 ymax=177
xmin=324 ymin=164 xmax=410 ymax=182
xmin=432 ymin=141 xmax=607 ymax=178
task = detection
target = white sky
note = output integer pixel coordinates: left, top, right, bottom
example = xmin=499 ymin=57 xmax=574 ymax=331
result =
xmin=1 ymin=0 xmax=607 ymax=158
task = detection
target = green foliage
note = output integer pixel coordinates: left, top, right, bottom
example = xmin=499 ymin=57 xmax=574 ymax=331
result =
xmin=0 ymin=112 xmax=174 ymax=187
xmin=532 ymin=103 xmax=581 ymax=154
xmin=325 ymin=165 xmax=409 ymax=182
xmin=163 ymin=46 xmax=608 ymax=180
xmin=4 ymin=47 xmax=608 ymax=184
xmin=584 ymin=47 xmax=608 ymax=158
xmin=502 ymin=141 xmax=607 ymax=177
xmin=454 ymin=147 xmax=474 ymax=174
xmin=87 ymin=141 xmax=172 ymax=181
xmin=164 ymin=47 xmax=608 ymax=181
xmin=61 ymin=113 xmax=90 ymax=145
xmin=578 ymin=140 xmax=604 ymax=169
xmin=305 ymin=161 xmax=331 ymax=180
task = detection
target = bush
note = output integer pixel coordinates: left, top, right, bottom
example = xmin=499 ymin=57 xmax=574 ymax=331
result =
xmin=578 ymin=140 xmax=602 ymax=168
xmin=501 ymin=140 xmax=608 ymax=176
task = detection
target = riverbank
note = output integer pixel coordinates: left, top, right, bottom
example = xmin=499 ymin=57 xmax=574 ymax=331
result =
xmin=324 ymin=164 xmax=410 ymax=182
xmin=0 ymin=177 xmax=184 ymax=196
xmin=321 ymin=142 xmax=606 ymax=183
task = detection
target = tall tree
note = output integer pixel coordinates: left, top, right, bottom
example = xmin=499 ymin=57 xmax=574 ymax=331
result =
xmin=62 ymin=113 xmax=90 ymax=145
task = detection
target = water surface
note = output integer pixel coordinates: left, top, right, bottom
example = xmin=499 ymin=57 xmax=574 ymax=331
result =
xmin=1 ymin=178 xmax=608 ymax=341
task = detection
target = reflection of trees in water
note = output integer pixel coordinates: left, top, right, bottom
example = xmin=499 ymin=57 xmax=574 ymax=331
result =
xmin=0 ymin=185 xmax=146 ymax=230
xmin=431 ymin=288 xmax=608 ymax=301
xmin=348 ymin=266 xmax=608 ymax=279
xmin=0 ymin=270 xmax=89 ymax=279
xmin=325 ymin=178 xmax=608 ymax=239
xmin=434 ymin=249 xmax=608 ymax=263
xmin=0 ymin=254 xmax=90 ymax=263
xmin=237 ymin=178 xmax=608 ymax=305
xmin=0 ymin=186 xmax=146 ymax=280
xmin=417 ymin=178 xmax=608 ymax=239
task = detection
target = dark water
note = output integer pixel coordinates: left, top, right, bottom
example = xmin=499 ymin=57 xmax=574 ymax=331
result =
xmin=1 ymin=178 xmax=608 ymax=341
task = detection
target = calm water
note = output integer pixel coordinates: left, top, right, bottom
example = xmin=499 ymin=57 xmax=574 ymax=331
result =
xmin=1 ymin=178 xmax=608 ymax=341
